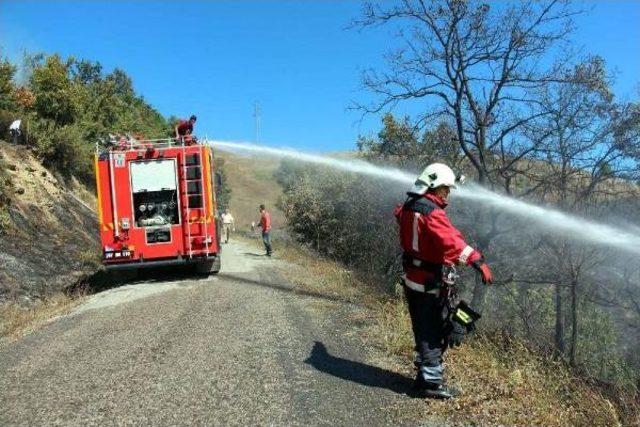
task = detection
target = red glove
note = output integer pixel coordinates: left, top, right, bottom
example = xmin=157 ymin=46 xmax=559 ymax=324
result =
xmin=472 ymin=261 xmax=493 ymax=285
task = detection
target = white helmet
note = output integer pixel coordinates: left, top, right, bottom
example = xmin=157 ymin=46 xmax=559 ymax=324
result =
xmin=408 ymin=163 xmax=462 ymax=195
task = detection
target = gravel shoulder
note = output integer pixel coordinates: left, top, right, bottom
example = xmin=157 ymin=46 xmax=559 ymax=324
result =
xmin=0 ymin=239 xmax=430 ymax=426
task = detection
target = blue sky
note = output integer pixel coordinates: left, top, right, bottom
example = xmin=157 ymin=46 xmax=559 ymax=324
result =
xmin=1 ymin=0 xmax=639 ymax=151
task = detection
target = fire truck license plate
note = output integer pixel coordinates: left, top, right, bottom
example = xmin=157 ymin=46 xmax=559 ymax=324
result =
xmin=104 ymin=250 xmax=133 ymax=260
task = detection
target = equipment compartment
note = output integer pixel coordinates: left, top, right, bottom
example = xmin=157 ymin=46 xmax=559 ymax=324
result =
xmin=133 ymin=190 xmax=179 ymax=227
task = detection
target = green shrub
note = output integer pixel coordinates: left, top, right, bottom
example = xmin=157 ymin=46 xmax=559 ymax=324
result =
xmin=1 ymin=53 xmax=172 ymax=186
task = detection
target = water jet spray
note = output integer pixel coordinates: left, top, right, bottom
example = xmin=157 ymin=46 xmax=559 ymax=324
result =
xmin=205 ymin=139 xmax=640 ymax=256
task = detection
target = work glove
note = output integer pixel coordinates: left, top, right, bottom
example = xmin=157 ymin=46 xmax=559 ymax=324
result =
xmin=472 ymin=260 xmax=493 ymax=285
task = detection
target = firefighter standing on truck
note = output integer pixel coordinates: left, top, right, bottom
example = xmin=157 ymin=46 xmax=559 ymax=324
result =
xmin=394 ymin=163 xmax=493 ymax=399
xmin=174 ymin=115 xmax=197 ymax=144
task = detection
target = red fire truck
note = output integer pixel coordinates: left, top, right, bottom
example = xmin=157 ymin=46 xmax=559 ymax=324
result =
xmin=94 ymin=136 xmax=221 ymax=274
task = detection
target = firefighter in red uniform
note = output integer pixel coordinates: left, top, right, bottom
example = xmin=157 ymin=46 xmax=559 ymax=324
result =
xmin=174 ymin=115 xmax=197 ymax=144
xmin=394 ymin=163 xmax=493 ymax=399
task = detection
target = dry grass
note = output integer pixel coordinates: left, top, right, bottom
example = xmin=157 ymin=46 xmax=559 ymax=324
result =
xmin=0 ymin=292 xmax=83 ymax=339
xmin=369 ymin=287 xmax=634 ymax=426
xmin=254 ymin=233 xmax=634 ymax=426
xmin=0 ymin=142 xmax=68 ymax=221
xmin=0 ymin=206 xmax=11 ymax=232
xmin=439 ymin=334 xmax=624 ymax=426
xmin=76 ymin=248 xmax=102 ymax=268
xmin=271 ymin=239 xmax=363 ymax=302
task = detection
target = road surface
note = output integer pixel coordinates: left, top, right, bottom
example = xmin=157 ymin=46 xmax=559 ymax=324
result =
xmin=0 ymin=240 xmax=433 ymax=426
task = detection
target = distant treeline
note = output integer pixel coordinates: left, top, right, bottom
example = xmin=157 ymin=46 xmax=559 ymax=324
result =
xmin=0 ymin=52 xmax=172 ymax=184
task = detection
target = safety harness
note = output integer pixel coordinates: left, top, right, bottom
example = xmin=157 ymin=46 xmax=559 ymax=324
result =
xmin=401 ymin=195 xmax=441 ymax=270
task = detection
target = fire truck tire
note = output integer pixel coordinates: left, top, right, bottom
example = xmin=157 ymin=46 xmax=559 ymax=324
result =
xmin=211 ymin=255 xmax=221 ymax=273
xmin=113 ymin=268 xmax=139 ymax=283
xmin=195 ymin=257 xmax=221 ymax=275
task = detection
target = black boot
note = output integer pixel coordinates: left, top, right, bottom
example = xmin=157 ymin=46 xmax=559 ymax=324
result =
xmin=414 ymin=373 xmax=459 ymax=399
xmin=422 ymin=382 xmax=460 ymax=399
xmin=414 ymin=366 xmax=460 ymax=399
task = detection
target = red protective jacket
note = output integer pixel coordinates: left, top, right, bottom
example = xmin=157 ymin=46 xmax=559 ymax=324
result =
xmin=394 ymin=193 xmax=481 ymax=292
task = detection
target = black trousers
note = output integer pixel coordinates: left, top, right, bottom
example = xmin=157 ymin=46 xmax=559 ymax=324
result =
xmin=404 ymin=285 xmax=449 ymax=367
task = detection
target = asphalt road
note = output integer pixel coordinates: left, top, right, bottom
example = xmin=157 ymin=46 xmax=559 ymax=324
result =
xmin=0 ymin=240 xmax=427 ymax=426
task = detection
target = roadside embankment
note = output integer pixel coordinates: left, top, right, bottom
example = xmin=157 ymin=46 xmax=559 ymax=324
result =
xmin=244 ymin=234 xmax=637 ymax=426
xmin=0 ymin=141 xmax=99 ymax=312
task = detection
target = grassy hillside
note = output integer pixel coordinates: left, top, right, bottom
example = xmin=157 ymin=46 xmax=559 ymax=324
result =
xmin=215 ymin=150 xmax=285 ymax=230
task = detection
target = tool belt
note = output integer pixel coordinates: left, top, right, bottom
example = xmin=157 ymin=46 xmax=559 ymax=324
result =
xmin=402 ymin=253 xmax=456 ymax=298
xmin=402 ymin=253 xmax=441 ymax=272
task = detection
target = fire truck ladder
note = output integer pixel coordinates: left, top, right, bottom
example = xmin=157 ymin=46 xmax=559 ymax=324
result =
xmin=180 ymin=145 xmax=211 ymax=259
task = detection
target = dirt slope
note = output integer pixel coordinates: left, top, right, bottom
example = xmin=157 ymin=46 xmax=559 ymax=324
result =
xmin=216 ymin=149 xmax=286 ymax=230
xmin=0 ymin=141 xmax=99 ymax=303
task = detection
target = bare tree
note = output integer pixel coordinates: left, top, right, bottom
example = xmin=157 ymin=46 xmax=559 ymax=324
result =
xmin=355 ymin=0 xmax=587 ymax=184
xmin=524 ymin=60 xmax=640 ymax=358
xmin=355 ymin=0 xmax=597 ymax=311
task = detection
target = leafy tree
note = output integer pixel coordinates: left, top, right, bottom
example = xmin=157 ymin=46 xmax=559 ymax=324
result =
xmin=105 ymin=68 xmax=134 ymax=100
xmin=30 ymin=55 xmax=78 ymax=127
xmin=358 ymin=114 xmax=419 ymax=161
xmin=0 ymin=58 xmax=16 ymax=111
xmin=358 ymin=113 xmax=461 ymax=171
xmin=0 ymin=52 xmax=171 ymax=183
xmin=70 ymin=59 xmax=103 ymax=85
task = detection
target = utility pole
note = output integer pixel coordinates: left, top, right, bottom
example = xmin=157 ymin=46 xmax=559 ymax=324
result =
xmin=253 ymin=101 xmax=261 ymax=144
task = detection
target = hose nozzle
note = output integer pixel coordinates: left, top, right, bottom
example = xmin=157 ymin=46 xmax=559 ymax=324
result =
xmin=456 ymin=174 xmax=466 ymax=185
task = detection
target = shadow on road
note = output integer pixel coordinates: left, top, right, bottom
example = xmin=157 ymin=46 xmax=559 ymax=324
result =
xmin=67 ymin=265 xmax=208 ymax=296
xmin=218 ymin=272 xmax=355 ymax=305
xmin=304 ymin=341 xmax=413 ymax=396
xmin=243 ymin=252 xmax=265 ymax=257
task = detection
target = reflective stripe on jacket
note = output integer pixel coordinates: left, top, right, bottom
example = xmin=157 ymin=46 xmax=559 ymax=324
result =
xmin=393 ymin=193 xmax=480 ymax=292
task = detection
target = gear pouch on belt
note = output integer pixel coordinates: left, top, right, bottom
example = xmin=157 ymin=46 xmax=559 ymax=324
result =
xmin=452 ymin=300 xmax=482 ymax=332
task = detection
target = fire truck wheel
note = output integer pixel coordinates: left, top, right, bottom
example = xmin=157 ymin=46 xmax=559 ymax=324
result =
xmin=114 ymin=268 xmax=139 ymax=282
xmin=195 ymin=257 xmax=221 ymax=275
xmin=211 ymin=256 xmax=221 ymax=273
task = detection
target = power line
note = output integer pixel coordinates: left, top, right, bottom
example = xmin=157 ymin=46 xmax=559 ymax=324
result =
xmin=253 ymin=102 xmax=261 ymax=144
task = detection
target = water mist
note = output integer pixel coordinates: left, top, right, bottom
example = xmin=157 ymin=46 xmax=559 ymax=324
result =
xmin=205 ymin=139 xmax=640 ymax=256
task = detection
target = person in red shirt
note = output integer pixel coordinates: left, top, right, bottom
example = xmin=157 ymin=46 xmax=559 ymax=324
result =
xmin=394 ymin=163 xmax=493 ymax=399
xmin=258 ymin=204 xmax=273 ymax=256
xmin=174 ymin=115 xmax=197 ymax=144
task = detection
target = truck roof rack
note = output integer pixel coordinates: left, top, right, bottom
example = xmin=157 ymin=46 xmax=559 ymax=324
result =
xmin=97 ymin=135 xmax=204 ymax=154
